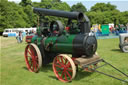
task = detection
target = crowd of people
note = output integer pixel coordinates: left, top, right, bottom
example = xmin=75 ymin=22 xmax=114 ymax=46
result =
xmin=91 ymin=24 xmax=128 ymax=36
xmin=16 ymin=29 xmax=36 ymax=43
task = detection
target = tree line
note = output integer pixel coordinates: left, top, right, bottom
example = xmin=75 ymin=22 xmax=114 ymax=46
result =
xmin=0 ymin=0 xmax=128 ymax=33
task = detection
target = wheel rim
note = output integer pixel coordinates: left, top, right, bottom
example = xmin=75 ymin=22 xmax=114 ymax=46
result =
xmin=25 ymin=44 xmax=42 ymax=72
xmin=53 ymin=54 xmax=76 ymax=82
xmin=122 ymin=46 xmax=128 ymax=52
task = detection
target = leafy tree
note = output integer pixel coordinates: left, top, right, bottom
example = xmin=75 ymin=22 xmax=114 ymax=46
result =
xmin=40 ymin=0 xmax=53 ymax=9
xmin=86 ymin=12 xmax=105 ymax=25
xmin=0 ymin=0 xmax=28 ymax=32
xmin=19 ymin=0 xmax=32 ymax=7
xmin=20 ymin=0 xmax=37 ymax=27
xmin=53 ymin=0 xmax=61 ymax=2
xmin=23 ymin=5 xmax=37 ymax=27
xmin=87 ymin=3 xmax=125 ymax=25
xmin=1 ymin=0 xmax=127 ymax=33
xmin=91 ymin=2 xmax=117 ymax=12
xmin=71 ymin=2 xmax=87 ymax=13
xmin=119 ymin=11 xmax=128 ymax=25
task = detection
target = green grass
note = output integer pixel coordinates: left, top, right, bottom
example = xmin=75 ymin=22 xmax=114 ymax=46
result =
xmin=1 ymin=37 xmax=128 ymax=85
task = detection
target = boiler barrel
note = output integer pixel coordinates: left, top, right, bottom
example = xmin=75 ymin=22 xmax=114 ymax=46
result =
xmin=44 ymin=34 xmax=97 ymax=57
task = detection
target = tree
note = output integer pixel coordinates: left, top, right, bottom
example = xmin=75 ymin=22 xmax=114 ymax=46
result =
xmin=91 ymin=2 xmax=117 ymax=12
xmin=119 ymin=11 xmax=128 ymax=25
xmin=20 ymin=0 xmax=38 ymax=27
xmin=0 ymin=0 xmax=28 ymax=32
xmin=19 ymin=0 xmax=32 ymax=7
xmin=71 ymin=2 xmax=87 ymax=13
xmin=86 ymin=12 xmax=105 ymax=25
xmin=53 ymin=0 xmax=61 ymax=2
xmin=23 ymin=5 xmax=37 ymax=27
xmin=87 ymin=3 xmax=124 ymax=25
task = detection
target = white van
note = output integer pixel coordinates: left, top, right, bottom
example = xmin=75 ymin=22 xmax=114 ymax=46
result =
xmin=2 ymin=29 xmax=17 ymax=37
xmin=2 ymin=28 xmax=37 ymax=37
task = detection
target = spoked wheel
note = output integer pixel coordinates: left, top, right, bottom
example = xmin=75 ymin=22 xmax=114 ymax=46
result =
xmin=84 ymin=64 xmax=98 ymax=72
xmin=24 ymin=43 xmax=42 ymax=72
xmin=53 ymin=54 xmax=76 ymax=82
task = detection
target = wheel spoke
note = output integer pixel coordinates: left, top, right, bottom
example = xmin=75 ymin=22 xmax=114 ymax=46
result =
xmin=57 ymin=62 xmax=63 ymax=66
xmin=33 ymin=61 xmax=37 ymax=71
xmin=28 ymin=46 xmax=33 ymax=54
xmin=67 ymin=69 xmax=72 ymax=72
xmin=56 ymin=70 xmax=62 ymax=73
xmin=55 ymin=64 xmax=62 ymax=68
xmin=32 ymin=62 xmax=34 ymax=71
xmin=27 ymin=49 xmax=36 ymax=63
xmin=30 ymin=62 xmax=33 ymax=67
xmin=29 ymin=59 xmax=32 ymax=66
xmin=30 ymin=47 xmax=36 ymax=57
xmin=28 ymin=46 xmax=36 ymax=58
xmin=65 ymin=71 xmax=72 ymax=79
xmin=27 ymin=50 xmax=33 ymax=57
xmin=64 ymin=58 xmax=68 ymax=64
xmin=27 ymin=56 xmax=31 ymax=58
xmin=56 ymin=57 xmax=63 ymax=66
xmin=31 ymin=58 xmax=35 ymax=70
xmin=28 ymin=48 xmax=38 ymax=71
xmin=61 ymin=71 xmax=64 ymax=78
xmin=66 ymin=62 xmax=71 ymax=68
xmin=35 ymin=56 xmax=38 ymax=63
xmin=64 ymin=72 xmax=67 ymax=81
xmin=60 ymin=56 xmax=64 ymax=64
xmin=35 ymin=60 xmax=39 ymax=68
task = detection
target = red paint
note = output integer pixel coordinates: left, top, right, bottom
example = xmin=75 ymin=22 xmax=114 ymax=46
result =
xmin=65 ymin=27 xmax=70 ymax=32
xmin=25 ymin=35 xmax=34 ymax=43
xmin=53 ymin=55 xmax=73 ymax=82
xmin=24 ymin=45 xmax=39 ymax=72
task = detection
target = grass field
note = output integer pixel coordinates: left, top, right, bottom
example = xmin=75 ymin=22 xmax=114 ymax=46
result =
xmin=1 ymin=36 xmax=128 ymax=85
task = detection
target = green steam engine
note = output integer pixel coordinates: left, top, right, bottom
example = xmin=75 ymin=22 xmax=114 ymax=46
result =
xmin=25 ymin=8 xmax=97 ymax=82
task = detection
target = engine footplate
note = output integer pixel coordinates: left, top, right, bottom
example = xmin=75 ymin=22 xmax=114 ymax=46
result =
xmin=74 ymin=53 xmax=100 ymax=67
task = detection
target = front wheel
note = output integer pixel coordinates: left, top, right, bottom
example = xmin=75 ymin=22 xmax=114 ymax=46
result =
xmin=122 ymin=45 xmax=128 ymax=52
xmin=24 ymin=43 xmax=42 ymax=72
xmin=53 ymin=54 xmax=76 ymax=82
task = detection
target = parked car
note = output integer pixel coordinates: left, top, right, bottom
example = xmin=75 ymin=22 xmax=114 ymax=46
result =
xmin=119 ymin=33 xmax=128 ymax=52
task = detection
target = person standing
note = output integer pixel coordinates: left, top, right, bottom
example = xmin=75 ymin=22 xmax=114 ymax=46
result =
xmin=25 ymin=30 xmax=29 ymax=36
xmin=17 ymin=31 xmax=23 ymax=43
xmin=115 ymin=25 xmax=119 ymax=35
xmin=126 ymin=24 xmax=128 ymax=33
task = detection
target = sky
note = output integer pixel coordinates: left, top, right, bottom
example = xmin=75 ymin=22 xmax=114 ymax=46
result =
xmin=8 ymin=0 xmax=128 ymax=12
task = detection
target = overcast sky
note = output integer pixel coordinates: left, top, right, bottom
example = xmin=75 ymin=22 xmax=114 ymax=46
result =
xmin=8 ymin=0 xmax=128 ymax=12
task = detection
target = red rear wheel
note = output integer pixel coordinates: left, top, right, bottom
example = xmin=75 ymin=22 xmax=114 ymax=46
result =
xmin=53 ymin=54 xmax=76 ymax=82
xmin=24 ymin=43 xmax=42 ymax=72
